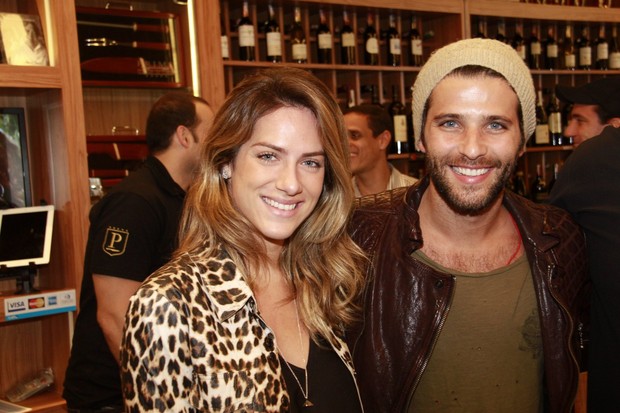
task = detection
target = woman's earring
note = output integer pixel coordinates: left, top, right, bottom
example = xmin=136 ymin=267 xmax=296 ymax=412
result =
xmin=222 ymin=166 xmax=231 ymax=180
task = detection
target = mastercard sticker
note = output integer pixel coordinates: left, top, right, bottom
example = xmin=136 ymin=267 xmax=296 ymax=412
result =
xmin=28 ymin=297 xmax=46 ymax=309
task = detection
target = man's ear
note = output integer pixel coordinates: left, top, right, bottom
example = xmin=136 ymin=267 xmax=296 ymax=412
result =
xmin=417 ymin=136 xmax=427 ymax=153
xmin=377 ymin=130 xmax=392 ymax=150
xmin=174 ymin=125 xmax=192 ymax=149
xmin=609 ymin=117 xmax=620 ymax=128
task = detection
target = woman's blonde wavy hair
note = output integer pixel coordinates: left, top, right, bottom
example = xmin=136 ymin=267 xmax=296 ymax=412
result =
xmin=176 ymin=67 xmax=366 ymax=340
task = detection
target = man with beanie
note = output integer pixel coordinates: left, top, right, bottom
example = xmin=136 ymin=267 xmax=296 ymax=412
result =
xmin=555 ymin=76 xmax=620 ymax=147
xmin=348 ymin=38 xmax=589 ymax=413
xmin=550 ymin=77 xmax=620 ymax=413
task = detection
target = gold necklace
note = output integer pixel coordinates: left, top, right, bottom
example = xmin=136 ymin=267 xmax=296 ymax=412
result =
xmin=280 ymin=299 xmax=313 ymax=407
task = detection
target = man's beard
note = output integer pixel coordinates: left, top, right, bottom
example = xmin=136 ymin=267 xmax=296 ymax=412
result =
xmin=425 ymin=153 xmax=518 ymax=216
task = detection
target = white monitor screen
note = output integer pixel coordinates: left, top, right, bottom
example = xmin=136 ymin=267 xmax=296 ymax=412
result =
xmin=0 ymin=205 xmax=54 ymax=269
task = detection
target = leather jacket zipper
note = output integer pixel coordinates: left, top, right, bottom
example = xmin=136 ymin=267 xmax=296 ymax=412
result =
xmin=405 ymin=275 xmax=456 ymax=411
xmin=544 ymin=263 xmax=580 ymax=412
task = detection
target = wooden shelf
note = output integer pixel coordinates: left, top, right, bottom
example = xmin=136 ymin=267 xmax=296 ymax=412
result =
xmin=526 ymin=145 xmax=574 ymax=153
xmin=388 ymin=153 xmax=426 ymax=160
xmin=4 ymin=390 xmax=66 ymax=413
xmin=0 ymin=1 xmax=89 ymax=410
xmin=223 ymin=60 xmax=423 ymax=72
xmin=0 ymin=66 xmax=62 ymax=89
xmin=530 ymin=69 xmax=620 ymax=76
xmin=296 ymin=0 xmax=464 ymax=13
xmin=467 ymin=0 xmax=620 ymax=22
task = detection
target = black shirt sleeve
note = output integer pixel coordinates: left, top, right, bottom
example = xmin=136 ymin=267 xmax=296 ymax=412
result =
xmin=88 ymin=191 xmax=163 ymax=282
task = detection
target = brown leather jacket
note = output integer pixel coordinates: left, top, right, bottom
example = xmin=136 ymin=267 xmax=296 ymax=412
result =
xmin=348 ymin=177 xmax=589 ymax=413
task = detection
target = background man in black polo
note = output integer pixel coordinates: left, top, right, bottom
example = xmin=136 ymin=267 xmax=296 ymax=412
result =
xmin=63 ymin=92 xmax=214 ymax=412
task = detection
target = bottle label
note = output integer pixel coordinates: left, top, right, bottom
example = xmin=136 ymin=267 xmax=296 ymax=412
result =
xmin=239 ymin=25 xmax=255 ymax=47
xmin=517 ymin=45 xmax=527 ymax=60
xmin=348 ymin=90 xmax=356 ymax=108
xmin=318 ymin=33 xmax=332 ymax=50
xmin=535 ymin=190 xmax=549 ymax=203
xmin=221 ymin=35 xmax=229 ymax=59
xmin=390 ymin=38 xmax=401 ymax=55
xmin=411 ymin=39 xmax=423 ymax=56
xmin=366 ymin=38 xmax=379 ymax=54
xmin=549 ymin=113 xmax=562 ymax=134
xmin=266 ymin=32 xmax=282 ymax=56
xmin=597 ymin=43 xmax=609 ymax=60
xmin=579 ymin=46 xmax=592 ymax=66
xmin=393 ymin=115 xmax=408 ymax=142
xmin=292 ymin=43 xmax=307 ymax=61
xmin=531 ymin=41 xmax=542 ymax=55
xmin=610 ymin=52 xmax=620 ymax=69
xmin=547 ymin=44 xmax=558 ymax=58
xmin=535 ymin=124 xmax=550 ymax=145
xmin=342 ymin=32 xmax=355 ymax=47
xmin=565 ymin=54 xmax=576 ymax=68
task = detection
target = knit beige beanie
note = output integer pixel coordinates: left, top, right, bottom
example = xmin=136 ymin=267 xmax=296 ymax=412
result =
xmin=411 ymin=38 xmax=536 ymax=150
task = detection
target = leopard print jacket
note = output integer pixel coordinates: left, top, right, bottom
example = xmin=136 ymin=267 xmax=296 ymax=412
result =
xmin=120 ymin=246 xmax=362 ymax=412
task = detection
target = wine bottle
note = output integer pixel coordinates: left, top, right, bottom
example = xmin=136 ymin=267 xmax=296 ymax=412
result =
xmin=595 ymin=23 xmax=609 ymax=70
xmin=388 ymin=86 xmax=409 ymax=154
xmin=474 ymin=17 xmax=487 ymax=39
xmin=534 ymin=90 xmax=550 ymax=146
xmin=263 ymin=3 xmax=281 ymax=63
xmin=291 ymin=6 xmax=307 ymax=64
xmin=238 ymin=1 xmax=255 ymax=61
xmin=409 ymin=15 xmax=424 ymax=67
xmin=547 ymin=91 xmax=563 ymax=146
xmin=347 ymin=88 xmax=357 ymax=108
xmin=220 ymin=15 xmax=229 ymax=60
xmin=363 ymin=12 xmax=379 ymax=65
xmin=370 ymin=85 xmax=382 ymax=107
xmin=387 ymin=14 xmax=401 ymax=66
xmin=544 ymin=24 xmax=558 ymax=70
xmin=513 ymin=171 xmax=528 ymax=198
xmin=512 ymin=21 xmax=527 ymax=64
xmin=561 ymin=103 xmax=573 ymax=146
xmin=340 ymin=10 xmax=356 ymax=65
xmin=495 ymin=19 xmax=507 ymax=44
xmin=528 ymin=24 xmax=542 ymax=70
xmin=610 ymin=24 xmax=620 ymax=70
xmin=547 ymin=163 xmax=561 ymax=193
xmin=563 ymin=24 xmax=576 ymax=70
xmin=316 ymin=8 xmax=332 ymax=64
xmin=577 ymin=25 xmax=592 ymax=70
xmin=530 ymin=164 xmax=548 ymax=203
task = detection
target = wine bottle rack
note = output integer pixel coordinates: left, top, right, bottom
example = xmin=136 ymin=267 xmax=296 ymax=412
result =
xmin=468 ymin=0 xmax=620 ymax=194
xmin=219 ymin=0 xmax=463 ymax=177
xmin=220 ymin=0 xmax=463 ymax=106
xmin=218 ymin=0 xmax=619 ymax=182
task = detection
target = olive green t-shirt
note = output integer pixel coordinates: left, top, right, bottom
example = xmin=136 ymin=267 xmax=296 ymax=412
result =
xmin=408 ymin=252 xmax=543 ymax=413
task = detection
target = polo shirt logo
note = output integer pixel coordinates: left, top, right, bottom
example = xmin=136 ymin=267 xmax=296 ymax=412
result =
xmin=103 ymin=226 xmax=129 ymax=256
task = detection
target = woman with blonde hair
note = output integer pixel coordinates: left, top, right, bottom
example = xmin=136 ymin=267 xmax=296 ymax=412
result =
xmin=121 ymin=67 xmax=366 ymax=412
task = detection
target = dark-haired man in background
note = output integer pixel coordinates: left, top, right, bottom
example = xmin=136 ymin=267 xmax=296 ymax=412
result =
xmin=555 ymin=77 xmax=620 ymax=147
xmin=550 ymin=76 xmax=620 ymax=413
xmin=344 ymin=104 xmax=417 ymax=196
xmin=63 ymin=92 xmax=214 ymax=412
